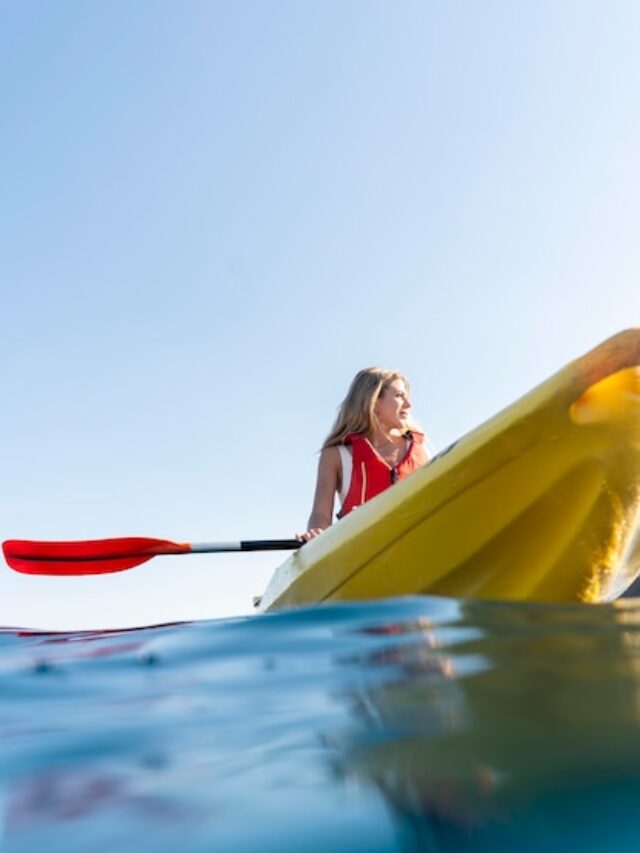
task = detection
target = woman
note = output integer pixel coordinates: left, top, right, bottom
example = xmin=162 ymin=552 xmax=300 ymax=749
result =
xmin=298 ymin=368 xmax=429 ymax=541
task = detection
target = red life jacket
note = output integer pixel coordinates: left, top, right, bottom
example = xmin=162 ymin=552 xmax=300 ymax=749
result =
xmin=339 ymin=431 xmax=425 ymax=518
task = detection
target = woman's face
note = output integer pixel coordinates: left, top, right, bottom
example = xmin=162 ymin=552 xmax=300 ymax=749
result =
xmin=375 ymin=379 xmax=412 ymax=431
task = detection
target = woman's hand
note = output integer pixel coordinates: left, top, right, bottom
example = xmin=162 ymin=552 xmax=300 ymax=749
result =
xmin=295 ymin=527 xmax=326 ymax=543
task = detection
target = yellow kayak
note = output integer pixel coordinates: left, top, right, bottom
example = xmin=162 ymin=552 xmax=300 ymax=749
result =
xmin=260 ymin=330 xmax=640 ymax=611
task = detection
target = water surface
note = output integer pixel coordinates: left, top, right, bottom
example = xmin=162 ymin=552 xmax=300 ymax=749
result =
xmin=3 ymin=595 xmax=640 ymax=851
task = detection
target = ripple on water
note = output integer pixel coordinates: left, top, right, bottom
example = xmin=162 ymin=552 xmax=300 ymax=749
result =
xmin=3 ymin=595 xmax=640 ymax=851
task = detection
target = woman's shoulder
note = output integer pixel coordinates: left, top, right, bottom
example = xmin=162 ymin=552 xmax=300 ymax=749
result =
xmin=319 ymin=445 xmax=342 ymax=465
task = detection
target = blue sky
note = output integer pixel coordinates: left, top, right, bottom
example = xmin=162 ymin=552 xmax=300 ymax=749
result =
xmin=2 ymin=2 xmax=639 ymax=628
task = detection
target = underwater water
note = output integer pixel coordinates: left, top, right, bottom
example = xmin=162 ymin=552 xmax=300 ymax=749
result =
xmin=3 ymin=595 xmax=640 ymax=852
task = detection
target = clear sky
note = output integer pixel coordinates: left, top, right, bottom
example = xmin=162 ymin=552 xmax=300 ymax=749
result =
xmin=2 ymin=2 xmax=639 ymax=629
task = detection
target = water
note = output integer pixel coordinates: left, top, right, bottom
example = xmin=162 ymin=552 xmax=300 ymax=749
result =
xmin=3 ymin=595 xmax=640 ymax=851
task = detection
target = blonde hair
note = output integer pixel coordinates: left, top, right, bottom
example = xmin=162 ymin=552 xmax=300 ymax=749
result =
xmin=323 ymin=368 xmax=413 ymax=448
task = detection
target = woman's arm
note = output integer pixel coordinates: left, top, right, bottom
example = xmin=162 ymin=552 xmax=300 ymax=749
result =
xmin=297 ymin=446 xmax=341 ymax=541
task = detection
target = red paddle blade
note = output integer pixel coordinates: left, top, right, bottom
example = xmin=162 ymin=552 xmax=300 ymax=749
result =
xmin=2 ymin=537 xmax=191 ymax=576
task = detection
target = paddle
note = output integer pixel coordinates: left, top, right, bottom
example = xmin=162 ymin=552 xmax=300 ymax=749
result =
xmin=2 ymin=536 xmax=303 ymax=576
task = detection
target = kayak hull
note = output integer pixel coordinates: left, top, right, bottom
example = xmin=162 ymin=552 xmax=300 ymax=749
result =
xmin=260 ymin=331 xmax=640 ymax=611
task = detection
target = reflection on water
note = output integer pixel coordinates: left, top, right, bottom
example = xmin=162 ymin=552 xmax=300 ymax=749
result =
xmin=3 ymin=596 xmax=640 ymax=851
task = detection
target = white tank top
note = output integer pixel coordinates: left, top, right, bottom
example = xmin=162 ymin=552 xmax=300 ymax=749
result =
xmin=338 ymin=445 xmax=352 ymax=505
